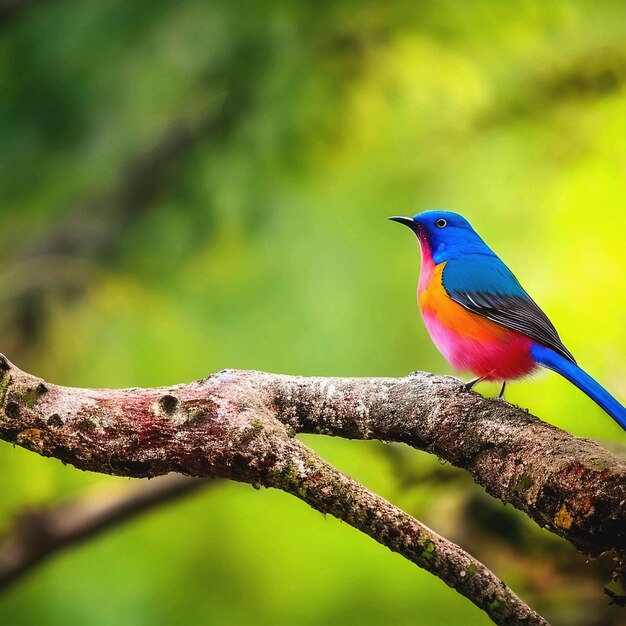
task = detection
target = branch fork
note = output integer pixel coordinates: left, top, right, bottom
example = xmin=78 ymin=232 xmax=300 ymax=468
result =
xmin=2 ymin=355 xmax=625 ymax=625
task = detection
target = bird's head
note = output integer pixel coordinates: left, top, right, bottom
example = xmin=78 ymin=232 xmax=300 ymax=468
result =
xmin=388 ymin=210 xmax=489 ymax=261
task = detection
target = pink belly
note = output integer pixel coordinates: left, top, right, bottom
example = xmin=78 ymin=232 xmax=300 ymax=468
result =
xmin=422 ymin=309 xmax=538 ymax=381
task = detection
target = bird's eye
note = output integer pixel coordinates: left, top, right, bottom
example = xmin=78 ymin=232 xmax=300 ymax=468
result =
xmin=435 ymin=218 xmax=447 ymax=228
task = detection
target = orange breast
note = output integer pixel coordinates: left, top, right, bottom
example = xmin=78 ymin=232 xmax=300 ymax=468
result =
xmin=417 ymin=261 xmax=537 ymax=380
xmin=419 ymin=262 xmax=509 ymax=342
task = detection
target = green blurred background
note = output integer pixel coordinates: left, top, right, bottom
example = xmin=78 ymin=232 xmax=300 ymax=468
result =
xmin=1 ymin=1 xmax=625 ymax=624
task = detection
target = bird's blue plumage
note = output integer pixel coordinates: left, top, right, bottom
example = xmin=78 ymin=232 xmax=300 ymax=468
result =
xmin=414 ymin=211 xmax=576 ymax=362
xmin=442 ymin=255 xmax=527 ymax=297
xmin=390 ymin=209 xmax=626 ymax=432
xmin=531 ymin=344 xmax=626 ymax=431
xmin=413 ymin=211 xmax=497 ymax=263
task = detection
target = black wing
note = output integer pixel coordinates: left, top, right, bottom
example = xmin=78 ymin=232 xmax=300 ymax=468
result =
xmin=442 ymin=258 xmax=576 ymax=364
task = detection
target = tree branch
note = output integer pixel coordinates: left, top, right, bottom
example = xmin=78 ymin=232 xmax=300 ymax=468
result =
xmin=2 ymin=357 xmax=624 ymax=624
xmin=273 ymin=439 xmax=546 ymax=625
xmin=0 ymin=474 xmax=207 ymax=590
xmin=268 ymin=372 xmax=626 ymax=562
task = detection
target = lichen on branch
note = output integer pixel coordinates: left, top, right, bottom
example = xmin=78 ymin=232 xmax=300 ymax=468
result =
xmin=1 ymin=354 xmax=624 ymax=625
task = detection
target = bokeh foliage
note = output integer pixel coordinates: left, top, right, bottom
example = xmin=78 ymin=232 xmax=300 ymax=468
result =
xmin=1 ymin=1 xmax=625 ymax=624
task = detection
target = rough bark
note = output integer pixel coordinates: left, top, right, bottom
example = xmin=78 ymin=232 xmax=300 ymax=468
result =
xmin=267 ymin=371 xmax=626 ymax=561
xmin=1 ymin=356 xmax=624 ymax=624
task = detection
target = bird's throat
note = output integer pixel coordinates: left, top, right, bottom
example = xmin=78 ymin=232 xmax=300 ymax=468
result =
xmin=418 ymin=238 xmax=436 ymax=296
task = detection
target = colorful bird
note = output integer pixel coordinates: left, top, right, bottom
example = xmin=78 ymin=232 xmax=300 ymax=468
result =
xmin=389 ymin=210 xmax=626 ymax=432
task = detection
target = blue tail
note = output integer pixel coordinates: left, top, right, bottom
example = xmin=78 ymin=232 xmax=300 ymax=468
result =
xmin=531 ymin=344 xmax=626 ymax=432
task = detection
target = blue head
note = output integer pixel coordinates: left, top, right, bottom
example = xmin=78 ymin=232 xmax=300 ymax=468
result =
xmin=389 ymin=210 xmax=493 ymax=262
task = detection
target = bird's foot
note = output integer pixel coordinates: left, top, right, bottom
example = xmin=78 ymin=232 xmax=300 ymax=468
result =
xmin=497 ymin=381 xmax=506 ymax=400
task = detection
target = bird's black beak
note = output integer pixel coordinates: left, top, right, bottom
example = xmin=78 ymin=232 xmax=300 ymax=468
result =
xmin=388 ymin=216 xmax=417 ymax=230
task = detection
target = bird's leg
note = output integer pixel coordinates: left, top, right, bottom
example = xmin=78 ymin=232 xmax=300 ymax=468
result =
xmin=498 ymin=382 xmax=506 ymax=399
xmin=462 ymin=375 xmax=487 ymax=391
